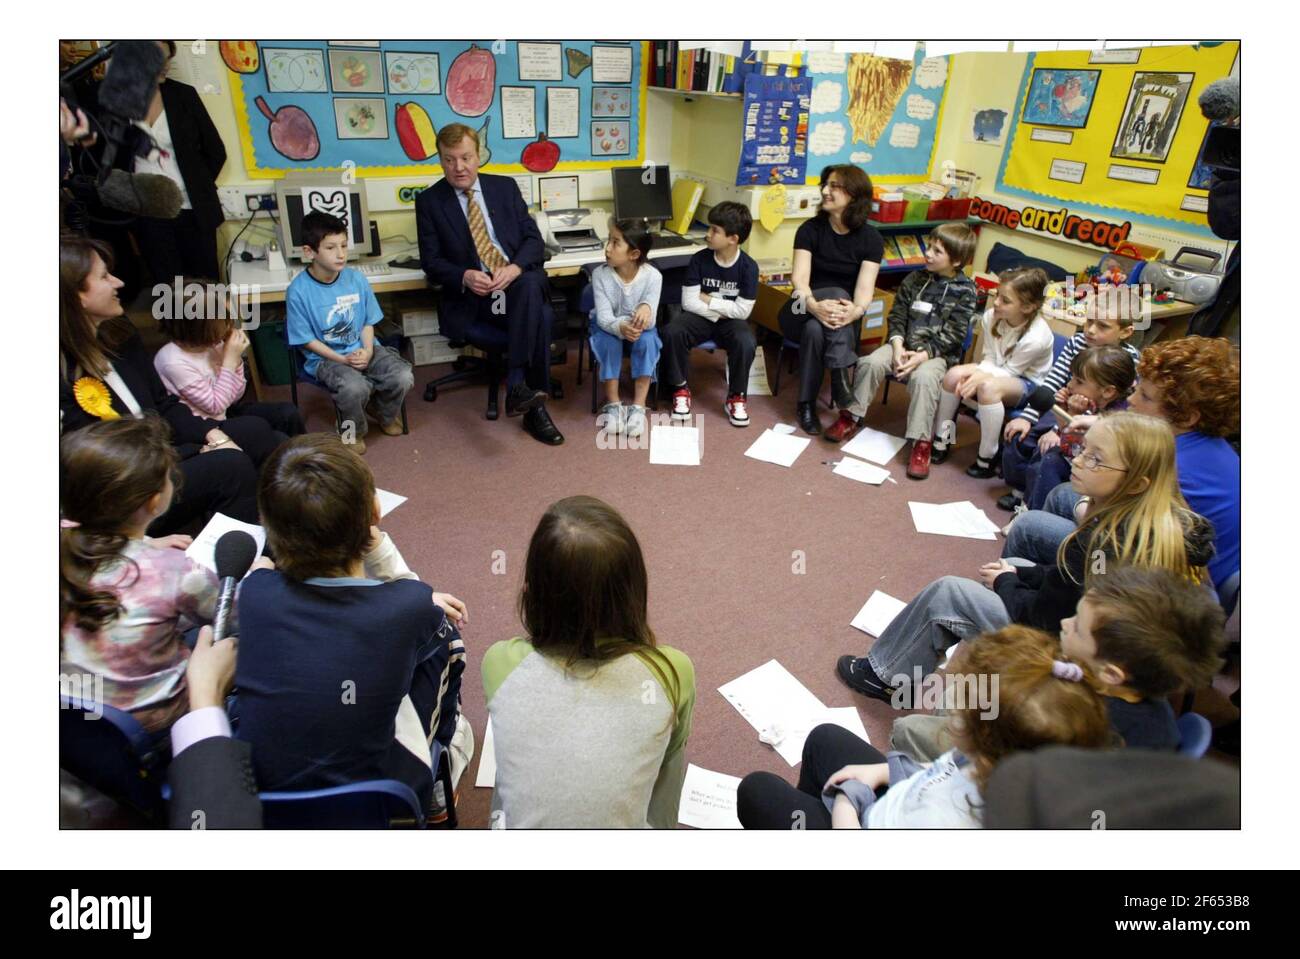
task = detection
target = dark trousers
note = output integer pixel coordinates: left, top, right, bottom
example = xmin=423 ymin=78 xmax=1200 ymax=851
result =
xmin=147 ymin=447 xmax=259 ymax=535
xmin=133 ymin=209 xmax=220 ymax=286
xmin=220 ymin=401 xmax=305 ymax=467
xmin=660 ymin=312 xmax=757 ymax=396
xmin=776 ymin=287 xmax=862 ymax=404
xmin=472 ymin=270 xmax=551 ymax=388
xmin=736 ymin=724 xmax=886 ymax=830
xmin=1026 ymin=448 xmax=1072 ymax=511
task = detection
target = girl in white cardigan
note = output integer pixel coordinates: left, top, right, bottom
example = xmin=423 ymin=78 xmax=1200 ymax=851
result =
xmin=931 ymin=267 xmax=1055 ymax=477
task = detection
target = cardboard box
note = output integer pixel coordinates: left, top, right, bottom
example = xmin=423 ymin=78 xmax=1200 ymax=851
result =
xmin=406 ymin=334 xmax=461 ymax=366
xmin=400 ymin=309 xmax=439 ymax=337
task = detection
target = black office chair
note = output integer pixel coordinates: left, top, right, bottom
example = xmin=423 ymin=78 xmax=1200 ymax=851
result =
xmin=422 ymin=280 xmax=567 ymax=420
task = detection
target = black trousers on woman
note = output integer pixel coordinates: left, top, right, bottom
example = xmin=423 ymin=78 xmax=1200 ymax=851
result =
xmin=222 ymin=401 xmax=306 ymax=467
xmin=148 ymin=447 xmax=259 ymax=536
xmin=776 ymin=286 xmax=862 ymax=406
xmin=737 ymin=723 xmax=886 ymax=829
xmin=134 ymin=209 xmax=220 ymax=285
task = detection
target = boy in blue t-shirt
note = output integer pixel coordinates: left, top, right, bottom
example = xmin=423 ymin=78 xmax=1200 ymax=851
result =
xmin=235 ymin=434 xmax=469 ymax=815
xmin=662 ymin=201 xmax=760 ymax=427
xmin=286 ymin=212 xmax=414 ymax=454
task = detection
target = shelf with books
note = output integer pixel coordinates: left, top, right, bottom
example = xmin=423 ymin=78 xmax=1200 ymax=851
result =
xmin=648 ymin=86 xmax=743 ymax=100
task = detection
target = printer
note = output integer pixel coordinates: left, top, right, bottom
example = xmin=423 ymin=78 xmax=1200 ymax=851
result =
xmin=534 ymin=208 xmax=609 ymax=255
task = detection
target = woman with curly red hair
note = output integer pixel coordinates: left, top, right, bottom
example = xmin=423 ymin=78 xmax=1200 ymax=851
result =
xmin=1003 ymin=336 xmax=1239 ymax=591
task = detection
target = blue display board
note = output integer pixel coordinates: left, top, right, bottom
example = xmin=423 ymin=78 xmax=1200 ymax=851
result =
xmin=736 ymin=75 xmax=812 ymax=186
xmin=802 ymin=50 xmax=948 ymax=182
xmin=229 ymin=40 xmax=646 ymax=176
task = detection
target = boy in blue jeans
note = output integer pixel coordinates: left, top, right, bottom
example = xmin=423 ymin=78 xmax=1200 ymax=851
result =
xmin=286 ymin=211 xmax=414 ymax=455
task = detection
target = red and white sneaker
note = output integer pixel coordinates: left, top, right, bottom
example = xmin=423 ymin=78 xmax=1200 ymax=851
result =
xmin=671 ymin=387 xmax=692 ymax=421
xmin=725 ymin=394 xmax=750 ymax=427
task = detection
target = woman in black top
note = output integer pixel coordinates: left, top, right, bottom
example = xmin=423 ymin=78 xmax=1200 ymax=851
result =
xmin=119 ymin=42 xmax=228 ymax=284
xmin=60 ymin=234 xmax=260 ymax=534
xmin=778 ymin=165 xmax=884 ymax=434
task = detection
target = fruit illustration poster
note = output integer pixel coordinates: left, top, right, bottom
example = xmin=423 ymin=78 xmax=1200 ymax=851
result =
xmin=229 ymin=40 xmax=647 ymax=176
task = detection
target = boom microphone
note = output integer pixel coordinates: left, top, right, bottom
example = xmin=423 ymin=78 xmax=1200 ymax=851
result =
xmin=95 ymin=169 xmax=184 ymax=219
xmin=212 ymin=531 xmax=259 ymax=642
xmin=97 ymin=41 xmax=166 ymax=123
xmin=1198 ymin=77 xmax=1240 ymax=123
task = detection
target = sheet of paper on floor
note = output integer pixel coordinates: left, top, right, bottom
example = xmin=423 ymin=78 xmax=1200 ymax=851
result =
xmin=820 ymin=706 xmax=871 ymax=743
xmin=719 ymin=659 xmax=830 ymax=764
xmin=376 ymin=488 xmax=407 ymax=517
xmin=678 ymin=763 xmax=743 ymax=829
xmin=649 ymin=425 xmax=701 ymax=466
xmin=185 ymin=512 xmax=267 ymax=574
xmin=743 ymin=428 xmax=811 ymax=468
xmin=851 ymin=589 xmax=908 ymax=636
xmin=474 ymin=718 xmax=496 ymax=788
xmin=840 ymin=425 xmax=908 ymax=465
xmin=832 ymin=457 xmax=891 ymax=485
xmin=908 ymin=501 xmax=998 ymax=540
xmin=773 ymin=423 xmax=797 ymax=435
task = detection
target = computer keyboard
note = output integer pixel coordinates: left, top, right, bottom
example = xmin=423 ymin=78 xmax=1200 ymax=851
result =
xmin=357 ymin=261 xmax=392 ymax=277
xmin=652 ymin=233 xmax=700 ymax=250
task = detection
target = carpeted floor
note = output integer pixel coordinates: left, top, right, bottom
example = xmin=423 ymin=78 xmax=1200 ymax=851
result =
xmin=262 ymin=332 xmax=1009 ymax=828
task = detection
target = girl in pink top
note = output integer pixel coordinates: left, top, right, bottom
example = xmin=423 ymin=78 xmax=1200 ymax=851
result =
xmin=153 ymin=279 xmax=304 ymax=443
xmin=60 ymin=416 xmax=230 ymax=733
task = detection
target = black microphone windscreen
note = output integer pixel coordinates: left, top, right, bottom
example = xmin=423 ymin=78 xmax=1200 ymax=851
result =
xmin=97 ymin=170 xmax=183 ymax=219
xmin=214 ymin=531 xmax=259 ymax=581
xmin=98 ymin=41 xmax=165 ymax=121
xmin=1198 ymin=78 xmax=1240 ymax=122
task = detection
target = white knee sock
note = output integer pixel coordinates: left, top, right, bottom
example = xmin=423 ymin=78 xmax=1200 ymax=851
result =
xmin=933 ymin=389 xmax=961 ymax=448
xmin=977 ymin=402 xmax=1005 ymax=460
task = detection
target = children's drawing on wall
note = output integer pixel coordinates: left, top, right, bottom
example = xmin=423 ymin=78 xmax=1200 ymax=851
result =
xmin=386 ymin=52 xmax=441 ymax=95
xmin=254 ymin=96 xmax=320 ymax=160
xmin=221 ymin=41 xmax=260 ymax=74
xmin=1022 ymin=68 xmax=1100 ymax=128
xmin=328 ymin=49 xmax=385 ymax=94
xmin=334 ymin=98 xmax=389 ymax=139
xmin=846 ymin=54 xmax=914 ymax=146
xmin=1111 ymin=72 xmax=1195 ymax=164
xmin=590 ymin=121 xmax=629 ymax=157
xmin=968 ymin=107 xmax=1008 ymax=145
xmin=566 ymin=48 xmax=592 ymax=78
xmin=592 ymin=87 xmax=632 ymax=117
xmin=264 ymin=48 xmax=328 ymax=93
xmin=446 ymin=44 xmax=496 ymax=116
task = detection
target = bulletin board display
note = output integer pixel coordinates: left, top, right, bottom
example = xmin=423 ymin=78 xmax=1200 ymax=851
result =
xmin=998 ymin=42 xmax=1239 ymax=233
xmin=225 ymin=40 xmax=648 ymax=177
xmin=801 ymin=49 xmax=950 ymax=183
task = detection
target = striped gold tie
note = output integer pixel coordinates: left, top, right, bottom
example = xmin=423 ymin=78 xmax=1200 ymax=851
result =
xmin=464 ymin=189 xmax=508 ymax=274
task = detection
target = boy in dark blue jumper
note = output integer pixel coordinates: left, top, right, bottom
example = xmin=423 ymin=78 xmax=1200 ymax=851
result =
xmin=234 ymin=435 xmax=467 ymax=814
xmin=662 ymin=201 xmax=760 ymax=427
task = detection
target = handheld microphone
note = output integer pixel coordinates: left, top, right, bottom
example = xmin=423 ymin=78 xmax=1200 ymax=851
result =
xmin=212 ymin=531 xmax=259 ymax=642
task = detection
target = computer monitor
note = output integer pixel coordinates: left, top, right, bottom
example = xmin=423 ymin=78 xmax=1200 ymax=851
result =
xmin=276 ymin=176 xmax=372 ymax=262
xmin=611 ymin=165 xmax=673 ymax=224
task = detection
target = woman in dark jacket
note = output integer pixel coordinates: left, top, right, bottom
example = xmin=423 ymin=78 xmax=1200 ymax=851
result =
xmin=60 ymin=234 xmax=259 ymax=535
xmin=120 ymin=42 xmax=227 ymax=284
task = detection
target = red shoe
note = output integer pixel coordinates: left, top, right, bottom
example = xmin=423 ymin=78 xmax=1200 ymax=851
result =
xmin=907 ymin=439 xmax=932 ymax=479
xmin=824 ymin=410 xmax=861 ymax=444
xmin=671 ymin=387 xmax=692 ymax=421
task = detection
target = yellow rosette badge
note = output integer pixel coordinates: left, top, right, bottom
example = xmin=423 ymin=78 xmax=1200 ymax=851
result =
xmin=73 ymin=378 xmax=119 ymax=420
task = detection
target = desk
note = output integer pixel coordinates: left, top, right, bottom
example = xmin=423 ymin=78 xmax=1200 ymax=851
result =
xmin=230 ymin=240 xmax=711 ymax=298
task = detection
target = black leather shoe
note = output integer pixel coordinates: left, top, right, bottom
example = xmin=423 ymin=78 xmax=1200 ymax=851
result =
xmin=523 ymin=406 xmax=564 ymax=445
xmin=929 ymin=444 xmax=950 ymax=465
xmin=797 ymin=402 xmax=822 ymax=435
xmin=506 ymin=381 xmax=547 ymax=417
xmin=966 ymin=457 xmax=997 ymax=479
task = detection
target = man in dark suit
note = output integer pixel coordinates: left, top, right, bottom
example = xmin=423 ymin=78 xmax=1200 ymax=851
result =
xmin=416 ymin=123 xmax=564 ymax=445
xmin=167 ymin=627 xmax=262 ymax=829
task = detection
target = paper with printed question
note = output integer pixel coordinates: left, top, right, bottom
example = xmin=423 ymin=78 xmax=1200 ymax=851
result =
xmin=743 ymin=428 xmax=811 ymax=468
xmin=719 ymin=660 xmax=831 ymax=765
xmin=908 ymin=501 xmax=1000 ymax=540
xmin=832 ymin=457 xmax=891 ymax=485
xmin=678 ymin=764 xmax=743 ymax=829
xmin=840 ymin=426 xmax=908 ymax=465
xmin=649 ymin=425 xmax=701 ymax=466
xmin=851 ymin=589 xmax=908 ymax=637
xmin=185 ymin=512 xmax=266 ymax=574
